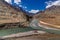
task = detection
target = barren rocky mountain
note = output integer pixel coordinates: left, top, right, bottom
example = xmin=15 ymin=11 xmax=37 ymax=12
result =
xmin=0 ymin=0 xmax=60 ymax=29
xmin=0 ymin=0 xmax=30 ymax=29
xmin=33 ymin=6 xmax=60 ymax=28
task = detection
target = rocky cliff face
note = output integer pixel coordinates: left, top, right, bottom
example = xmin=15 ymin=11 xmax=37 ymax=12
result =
xmin=34 ymin=6 xmax=60 ymax=18
xmin=0 ymin=0 xmax=29 ymax=29
xmin=33 ymin=6 xmax=60 ymax=28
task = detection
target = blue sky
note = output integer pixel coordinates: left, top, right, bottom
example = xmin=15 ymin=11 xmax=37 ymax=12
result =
xmin=5 ymin=0 xmax=60 ymax=14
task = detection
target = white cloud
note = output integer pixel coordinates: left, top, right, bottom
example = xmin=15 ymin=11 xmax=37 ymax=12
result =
xmin=24 ymin=6 xmax=27 ymax=8
xmin=19 ymin=5 xmax=22 ymax=7
xmin=29 ymin=10 xmax=39 ymax=14
xmin=22 ymin=6 xmax=27 ymax=8
xmin=14 ymin=0 xmax=21 ymax=4
xmin=45 ymin=0 xmax=60 ymax=8
xmin=5 ymin=0 xmax=21 ymax=4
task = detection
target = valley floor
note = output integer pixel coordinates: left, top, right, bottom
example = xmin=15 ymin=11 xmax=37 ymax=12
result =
xmin=6 ymin=34 xmax=60 ymax=40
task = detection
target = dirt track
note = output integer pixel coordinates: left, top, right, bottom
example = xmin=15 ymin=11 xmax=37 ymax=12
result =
xmin=5 ymin=34 xmax=60 ymax=40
